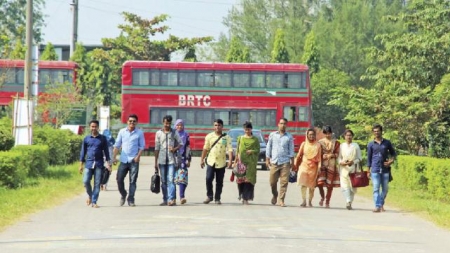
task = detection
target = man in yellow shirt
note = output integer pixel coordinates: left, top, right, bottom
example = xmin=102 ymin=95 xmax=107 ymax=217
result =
xmin=200 ymin=119 xmax=233 ymax=204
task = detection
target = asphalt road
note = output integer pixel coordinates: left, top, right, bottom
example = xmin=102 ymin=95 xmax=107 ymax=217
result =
xmin=1 ymin=156 xmax=449 ymax=253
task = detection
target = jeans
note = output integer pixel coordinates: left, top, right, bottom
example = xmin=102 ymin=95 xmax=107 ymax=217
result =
xmin=206 ymin=165 xmax=225 ymax=201
xmin=371 ymin=172 xmax=390 ymax=208
xmin=159 ymin=163 xmax=176 ymax=202
xmin=117 ymin=161 xmax=140 ymax=203
xmin=83 ymin=167 xmax=103 ymax=204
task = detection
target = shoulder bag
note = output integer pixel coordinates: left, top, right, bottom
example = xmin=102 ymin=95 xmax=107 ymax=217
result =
xmin=204 ymin=133 xmax=226 ymax=166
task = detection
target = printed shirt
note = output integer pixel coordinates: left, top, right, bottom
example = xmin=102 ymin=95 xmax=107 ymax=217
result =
xmin=114 ymin=127 xmax=146 ymax=163
xmin=155 ymin=129 xmax=184 ymax=165
xmin=367 ymin=138 xmax=396 ymax=173
xmin=80 ymin=134 xmax=110 ymax=169
xmin=203 ymin=132 xmax=232 ymax=169
xmin=265 ymin=131 xmax=294 ymax=165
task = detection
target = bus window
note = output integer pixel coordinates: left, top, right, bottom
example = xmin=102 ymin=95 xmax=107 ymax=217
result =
xmin=233 ymin=71 xmax=250 ymax=88
xmin=16 ymin=69 xmax=24 ymax=84
xmin=0 ymin=68 xmax=16 ymax=84
xmin=265 ymin=110 xmax=276 ymax=125
xmin=283 ymin=106 xmax=296 ymax=121
xmin=132 ymin=70 xmax=150 ymax=85
xmin=215 ymin=71 xmax=231 ymax=87
xmin=298 ymin=106 xmax=309 ymax=121
xmin=301 ymin=72 xmax=307 ymax=88
xmin=250 ymin=72 xmax=265 ymax=88
xmin=150 ymin=70 xmax=160 ymax=86
xmin=179 ymin=71 xmax=196 ymax=87
xmin=266 ymin=72 xmax=284 ymax=88
xmin=198 ymin=110 xmax=213 ymax=125
xmin=178 ymin=109 xmax=196 ymax=125
xmin=215 ymin=111 xmax=230 ymax=125
xmin=54 ymin=70 xmax=71 ymax=83
xmin=197 ymin=71 xmax=214 ymax=87
xmin=286 ymin=73 xmax=302 ymax=89
xmin=161 ymin=70 xmax=178 ymax=86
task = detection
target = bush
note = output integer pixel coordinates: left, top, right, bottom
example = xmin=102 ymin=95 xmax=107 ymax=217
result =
xmin=33 ymin=126 xmax=83 ymax=165
xmin=0 ymin=117 xmax=14 ymax=151
xmin=393 ymin=155 xmax=450 ymax=202
xmin=0 ymin=151 xmax=28 ymax=188
xmin=12 ymin=145 xmax=49 ymax=177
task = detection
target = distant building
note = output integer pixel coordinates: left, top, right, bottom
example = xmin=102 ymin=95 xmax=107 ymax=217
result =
xmin=38 ymin=44 xmax=104 ymax=61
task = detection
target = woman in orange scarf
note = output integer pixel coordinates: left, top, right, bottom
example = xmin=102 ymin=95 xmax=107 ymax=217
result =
xmin=295 ymin=128 xmax=322 ymax=207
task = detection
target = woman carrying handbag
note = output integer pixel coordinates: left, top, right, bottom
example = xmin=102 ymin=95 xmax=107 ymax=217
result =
xmin=338 ymin=129 xmax=363 ymax=210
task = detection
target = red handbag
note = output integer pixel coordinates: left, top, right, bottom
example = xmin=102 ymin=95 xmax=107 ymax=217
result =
xmin=349 ymin=163 xmax=369 ymax=188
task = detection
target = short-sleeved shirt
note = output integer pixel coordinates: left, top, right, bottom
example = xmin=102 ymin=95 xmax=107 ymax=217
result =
xmin=203 ymin=132 xmax=232 ymax=169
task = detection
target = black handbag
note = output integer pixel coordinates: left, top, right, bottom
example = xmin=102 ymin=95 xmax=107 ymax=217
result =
xmin=101 ymin=168 xmax=110 ymax=185
xmin=150 ymin=172 xmax=161 ymax=194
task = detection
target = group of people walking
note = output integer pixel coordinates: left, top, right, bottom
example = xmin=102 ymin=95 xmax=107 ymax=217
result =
xmin=79 ymin=114 xmax=396 ymax=213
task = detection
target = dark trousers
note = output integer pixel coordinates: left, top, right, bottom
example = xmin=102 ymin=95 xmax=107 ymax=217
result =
xmin=206 ymin=165 xmax=225 ymax=201
xmin=116 ymin=161 xmax=139 ymax=202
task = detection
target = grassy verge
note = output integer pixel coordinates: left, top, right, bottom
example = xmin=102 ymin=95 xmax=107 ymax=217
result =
xmin=0 ymin=163 xmax=83 ymax=231
xmin=358 ymin=184 xmax=450 ymax=230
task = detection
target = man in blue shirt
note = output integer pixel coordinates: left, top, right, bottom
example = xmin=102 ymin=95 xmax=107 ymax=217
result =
xmin=367 ymin=124 xmax=396 ymax=213
xmin=113 ymin=114 xmax=146 ymax=207
xmin=265 ymin=118 xmax=295 ymax=207
xmin=79 ymin=120 xmax=111 ymax=208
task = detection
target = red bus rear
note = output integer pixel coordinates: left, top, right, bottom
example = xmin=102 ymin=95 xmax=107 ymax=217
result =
xmin=121 ymin=61 xmax=312 ymax=151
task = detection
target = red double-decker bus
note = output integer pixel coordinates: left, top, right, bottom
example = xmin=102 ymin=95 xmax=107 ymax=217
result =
xmin=0 ymin=59 xmax=87 ymax=126
xmin=0 ymin=60 xmax=78 ymax=105
xmin=121 ymin=61 xmax=312 ymax=151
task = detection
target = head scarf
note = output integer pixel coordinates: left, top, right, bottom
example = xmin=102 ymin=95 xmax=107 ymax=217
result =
xmin=174 ymin=119 xmax=188 ymax=154
xmin=304 ymin=129 xmax=320 ymax=159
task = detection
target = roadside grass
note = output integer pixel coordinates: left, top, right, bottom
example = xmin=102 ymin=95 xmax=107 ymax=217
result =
xmin=358 ymin=185 xmax=450 ymax=230
xmin=0 ymin=164 xmax=83 ymax=231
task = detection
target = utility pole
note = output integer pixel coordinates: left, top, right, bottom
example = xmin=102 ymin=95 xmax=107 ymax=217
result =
xmin=70 ymin=0 xmax=79 ymax=57
xmin=24 ymin=0 xmax=33 ymax=99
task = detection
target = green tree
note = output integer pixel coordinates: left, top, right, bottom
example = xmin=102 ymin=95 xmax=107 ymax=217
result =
xmin=9 ymin=40 xmax=26 ymax=59
xmin=40 ymin=42 xmax=58 ymax=61
xmin=301 ymin=31 xmax=320 ymax=76
xmin=0 ymin=0 xmax=45 ymax=58
xmin=271 ymin=29 xmax=289 ymax=63
xmin=222 ymin=0 xmax=317 ymax=62
xmin=311 ymin=69 xmax=350 ymax=135
xmin=86 ymin=12 xmax=213 ymax=115
xmin=312 ymin=0 xmax=405 ymax=84
xmin=225 ymin=36 xmax=251 ymax=63
xmin=36 ymin=81 xmax=87 ymax=129
xmin=331 ymin=0 xmax=450 ymax=155
xmin=183 ymin=47 xmax=197 ymax=62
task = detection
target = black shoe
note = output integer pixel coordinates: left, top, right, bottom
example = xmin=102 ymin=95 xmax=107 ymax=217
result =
xmin=203 ymin=198 xmax=212 ymax=204
xmin=120 ymin=197 xmax=126 ymax=206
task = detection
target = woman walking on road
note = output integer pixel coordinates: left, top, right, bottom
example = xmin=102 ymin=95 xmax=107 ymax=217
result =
xmin=317 ymin=126 xmax=340 ymax=208
xmin=295 ymin=128 xmax=322 ymax=207
xmin=338 ymin=129 xmax=362 ymax=210
xmin=174 ymin=119 xmax=191 ymax=204
xmin=233 ymin=121 xmax=260 ymax=205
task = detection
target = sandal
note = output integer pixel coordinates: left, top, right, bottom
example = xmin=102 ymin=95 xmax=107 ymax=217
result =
xmin=319 ymin=198 xmax=324 ymax=207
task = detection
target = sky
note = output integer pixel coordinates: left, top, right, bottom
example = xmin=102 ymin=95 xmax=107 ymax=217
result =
xmin=42 ymin=0 xmax=238 ymax=45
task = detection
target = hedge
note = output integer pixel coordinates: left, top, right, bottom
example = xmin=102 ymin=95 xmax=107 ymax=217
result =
xmin=0 ymin=151 xmax=28 ymax=188
xmin=393 ymin=155 xmax=450 ymax=202
xmin=12 ymin=145 xmax=49 ymax=177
